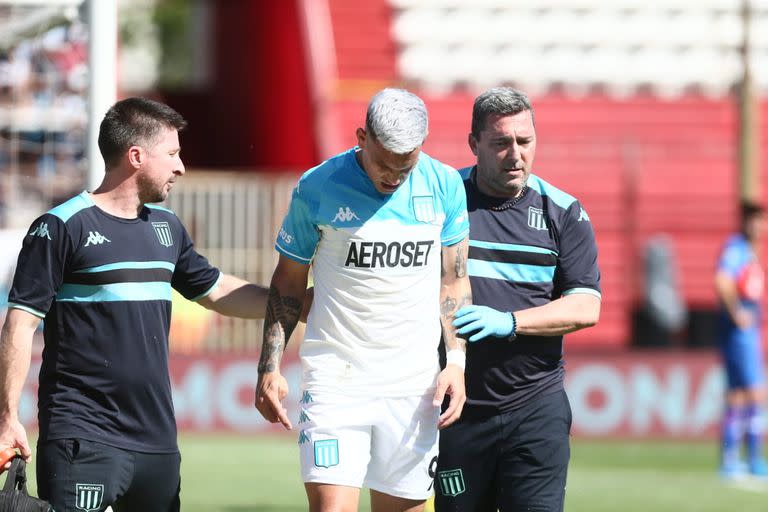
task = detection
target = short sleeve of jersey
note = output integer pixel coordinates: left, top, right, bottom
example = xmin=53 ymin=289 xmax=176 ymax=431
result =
xmin=8 ymin=214 xmax=71 ymax=317
xmin=171 ymin=222 xmax=221 ymax=301
xmin=275 ymin=180 xmax=319 ymax=264
xmin=440 ymin=167 xmax=469 ymax=246
xmin=554 ymin=202 xmax=601 ymax=297
xmin=717 ymin=239 xmax=745 ymax=278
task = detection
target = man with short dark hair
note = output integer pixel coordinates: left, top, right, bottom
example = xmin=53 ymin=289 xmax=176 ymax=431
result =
xmin=0 ymin=97 xmax=269 ymax=511
xmin=435 ymin=87 xmax=601 ymax=512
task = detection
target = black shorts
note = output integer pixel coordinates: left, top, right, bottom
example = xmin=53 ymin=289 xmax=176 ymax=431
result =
xmin=36 ymin=438 xmax=181 ymax=512
xmin=435 ymin=389 xmax=572 ymax=512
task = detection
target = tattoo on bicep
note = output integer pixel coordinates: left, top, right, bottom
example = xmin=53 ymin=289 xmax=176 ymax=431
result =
xmin=258 ymin=286 xmax=302 ymax=373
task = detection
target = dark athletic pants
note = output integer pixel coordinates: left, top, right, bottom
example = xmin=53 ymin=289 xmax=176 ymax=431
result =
xmin=37 ymin=438 xmax=181 ymax=512
xmin=435 ymin=390 xmax=572 ymax=512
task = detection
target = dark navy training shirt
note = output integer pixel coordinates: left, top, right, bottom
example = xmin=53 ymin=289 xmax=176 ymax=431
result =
xmin=8 ymin=191 xmax=220 ymax=452
xmin=458 ymin=167 xmax=601 ymax=416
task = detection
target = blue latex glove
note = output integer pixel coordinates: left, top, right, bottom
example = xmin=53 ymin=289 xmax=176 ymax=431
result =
xmin=453 ymin=305 xmax=515 ymax=342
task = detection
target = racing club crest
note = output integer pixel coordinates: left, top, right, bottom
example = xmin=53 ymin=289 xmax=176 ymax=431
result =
xmin=437 ymin=469 xmax=466 ymax=497
xmin=413 ymin=195 xmax=436 ymax=223
xmin=152 ymin=221 xmax=173 ymax=247
xmin=75 ymin=483 xmax=104 ymax=511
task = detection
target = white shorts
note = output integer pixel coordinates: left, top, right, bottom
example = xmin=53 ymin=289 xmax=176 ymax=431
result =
xmin=298 ymin=390 xmax=439 ymax=500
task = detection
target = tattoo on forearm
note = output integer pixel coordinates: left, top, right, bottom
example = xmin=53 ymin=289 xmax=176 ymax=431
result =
xmin=258 ymin=286 xmax=302 ymax=373
xmin=440 ymin=297 xmax=457 ymax=317
xmin=454 ymin=242 xmax=467 ymax=278
xmin=441 ymin=321 xmax=467 ymax=353
xmin=440 ymin=296 xmax=467 ymax=353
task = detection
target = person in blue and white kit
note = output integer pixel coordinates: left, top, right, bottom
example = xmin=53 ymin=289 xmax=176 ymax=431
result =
xmin=715 ymin=200 xmax=768 ymax=478
xmin=254 ymin=88 xmax=472 ymax=512
xmin=434 ymin=88 xmax=601 ymax=512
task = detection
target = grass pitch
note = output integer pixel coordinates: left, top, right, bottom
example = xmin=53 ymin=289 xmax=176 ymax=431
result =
xmin=7 ymin=434 xmax=768 ymax=511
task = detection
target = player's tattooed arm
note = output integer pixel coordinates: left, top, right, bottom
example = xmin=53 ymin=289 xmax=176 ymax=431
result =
xmin=440 ymin=237 xmax=472 ymax=353
xmin=258 ymin=287 xmax=302 ymax=373
xmin=435 ymin=237 xmax=471 ymax=427
xmin=257 ymin=256 xmax=310 ymax=375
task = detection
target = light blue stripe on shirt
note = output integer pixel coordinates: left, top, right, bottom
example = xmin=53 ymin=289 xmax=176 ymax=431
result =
xmin=563 ymin=287 xmax=602 ymax=299
xmin=469 ymin=240 xmax=558 ymax=256
xmin=56 ymin=282 xmax=172 ymax=302
xmin=468 ymin=259 xmax=555 ymax=283
xmin=190 ymin=271 xmax=222 ymax=301
xmin=73 ymin=261 xmax=176 ymax=273
xmin=7 ymin=302 xmax=46 ymax=318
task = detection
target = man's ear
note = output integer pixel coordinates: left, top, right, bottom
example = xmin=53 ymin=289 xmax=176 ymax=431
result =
xmin=468 ymin=133 xmax=478 ymax=156
xmin=356 ymin=127 xmax=367 ymax=149
xmin=127 ymin=145 xmax=143 ymax=169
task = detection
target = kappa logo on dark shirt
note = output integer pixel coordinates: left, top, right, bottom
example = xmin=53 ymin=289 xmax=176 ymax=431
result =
xmin=28 ymin=221 xmax=52 ymax=240
xmin=84 ymin=231 xmax=111 ymax=247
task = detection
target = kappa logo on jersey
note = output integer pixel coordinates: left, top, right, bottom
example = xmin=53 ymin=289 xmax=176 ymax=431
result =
xmin=84 ymin=231 xmax=111 ymax=247
xmin=412 ymin=195 xmax=436 ymax=223
xmin=314 ymin=439 xmax=340 ymax=468
xmin=345 ymin=240 xmax=434 ymax=268
xmin=527 ymin=206 xmax=548 ymax=231
xmin=75 ymin=483 xmax=104 ymax=511
xmin=437 ymin=469 xmax=466 ymax=497
xmin=332 ymin=207 xmax=361 ymax=223
xmin=28 ymin=221 xmax=52 ymax=240
xmin=578 ymin=207 xmax=591 ymax=222
xmin=152 ymin=221 xmax=173 ymax=247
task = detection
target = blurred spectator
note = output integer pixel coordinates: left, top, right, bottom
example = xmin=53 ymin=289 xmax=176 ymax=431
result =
xmin=634 ymin=236 xmax=687 ymax=347
xmin=0 ymin=21 xmax=87 ymax=229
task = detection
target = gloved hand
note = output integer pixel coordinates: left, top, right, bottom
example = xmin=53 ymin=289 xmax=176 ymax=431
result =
xmin=453 ymin=305 xmax=515 ymax=342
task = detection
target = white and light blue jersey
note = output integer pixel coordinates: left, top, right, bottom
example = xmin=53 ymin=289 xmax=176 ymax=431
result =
xmin=277 ymin=148 xmax=469 ymax=396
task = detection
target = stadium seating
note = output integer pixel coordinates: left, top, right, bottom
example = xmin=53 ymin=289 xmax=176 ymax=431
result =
xmin=389 ymin=2 xmax=767 ymax=97
xmin=308 ymin=0 xmax=768 ymax=348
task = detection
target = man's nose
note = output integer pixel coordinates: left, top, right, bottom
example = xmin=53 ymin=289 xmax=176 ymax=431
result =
xmin=507 ymin=141 xmax=521 ymax=160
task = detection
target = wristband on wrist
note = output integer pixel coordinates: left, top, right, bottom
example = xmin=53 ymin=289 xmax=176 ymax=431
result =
xmin=508 ymin=312 xmax=517 ymax=341
xmin=446 ymin=349 xmax=466 ymax=370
